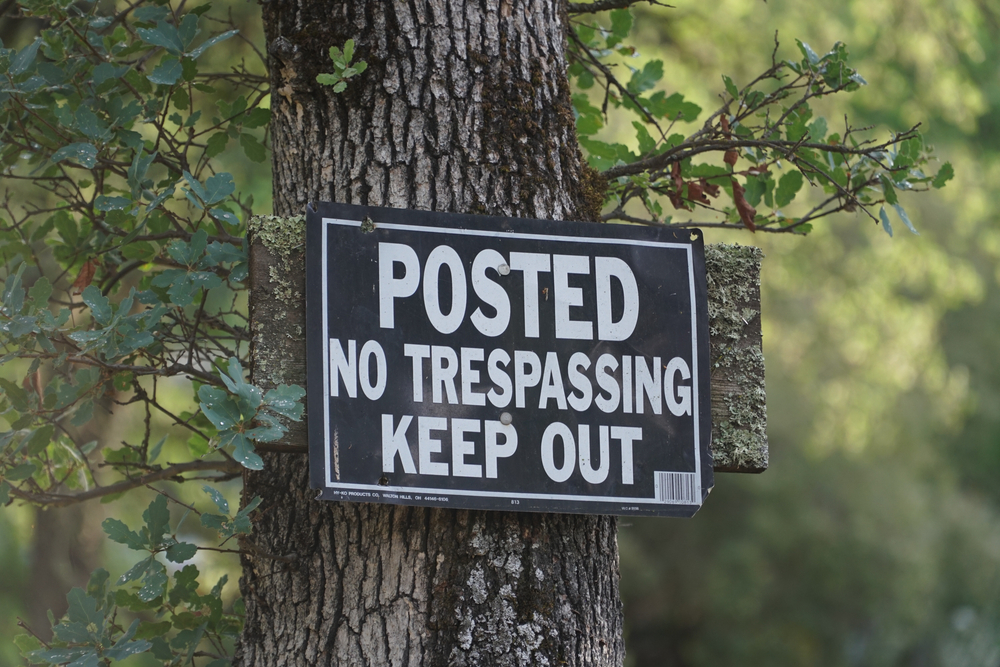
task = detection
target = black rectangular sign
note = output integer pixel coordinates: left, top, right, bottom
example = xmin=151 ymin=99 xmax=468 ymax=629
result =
xmin=305 ymin=202 xmax=713 ymax=517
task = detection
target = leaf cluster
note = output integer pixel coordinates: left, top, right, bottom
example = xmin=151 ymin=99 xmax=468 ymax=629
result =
xmin=315 ymin=39 xmax=367 ymax=93
xmin=0 ymin=0 xmax=302 ymax=662
xmin=567 ymin=8 xmax=953 ymax=234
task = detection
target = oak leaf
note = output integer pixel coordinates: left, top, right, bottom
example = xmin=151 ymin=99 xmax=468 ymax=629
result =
xmin=72 ymin=259 xmax=98 ymax=294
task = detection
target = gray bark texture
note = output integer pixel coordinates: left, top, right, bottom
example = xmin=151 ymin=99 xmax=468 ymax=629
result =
xmin=239 ymin=0 xmax=622 ymax=665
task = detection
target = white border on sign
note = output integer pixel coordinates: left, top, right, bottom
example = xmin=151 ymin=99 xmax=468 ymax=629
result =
xmin=320 ymin=217 xmax=703 ymax=506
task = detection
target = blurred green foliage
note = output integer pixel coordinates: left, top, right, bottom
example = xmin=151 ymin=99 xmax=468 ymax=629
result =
xmin=616 ymin=0 xmax=1000 ymax=665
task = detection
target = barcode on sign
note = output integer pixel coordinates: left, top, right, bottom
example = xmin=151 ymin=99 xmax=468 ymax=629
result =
xmin=654 ymin=471 xmax=700 ymax=505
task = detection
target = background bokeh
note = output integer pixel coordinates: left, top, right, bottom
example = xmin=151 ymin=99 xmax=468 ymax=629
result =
xmin=2 ymin=0 xmax=998 ymax=665
xmin=618 ymin=1 xmax=1000 ymax=665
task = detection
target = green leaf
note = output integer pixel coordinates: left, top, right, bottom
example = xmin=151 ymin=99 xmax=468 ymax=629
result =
xmin=343 ymin=39 xmax=355 ymax=64
xmin=230 ymin=433 xmax=263 ymax=470
xmin=879 ymin=205 xmax=893 ymax=237
xmin=209 ymin=207 xmax=240 ymax=227
xmin=232 ymin=496 xmax=262 ymax=534
xmin=627 ymin=60 xmax=664 ymax=94
xmin=134 ymin=620 xmax=172 ymax=640
xmin=201 ymin=513 xmax=229 ymax=532
xmin=28 ymin=648 xmax=91 ymax=664
xmin=316 ymin=72 xmax=342 ymax=86
xmin=203 ymin=485 xmax=229 ymax=514
xmin=137 ymin=21 xmax=185 ymax=54
xmin=796 ymin=39 xmax=820 ymax=65
xmin=807 ymin=117 xmax=827 ymax=142
xmin=632 ymin=121 xmax=656 ymax=156
xmin=723 ymin=74 xmax=739 ymax=100
xmin=744 ymin=175 xmax=768 ymax=208
xmin=0 ymin=482 xmax=9 ymax=505
xmin=199 ymin=385 xmax=242 ymax=430
xmin=240 ymin=133 xmax=267 ymax=162
xmin=166 ymin=542 xmax=198 ymax=563
xmin=607 ymin=9 xmax=632 ymax=47
xmin=134 ymin=6 xmax=171 ymax=21
xmin=52 ymin=143 xmax=98 ymax=168
xmin=138 ymin=567 xmax=168 ymax=602
xmin=264 ymin=384 xmax=306 ymax=421
xmin=6 ymin=462 xmax=36 ymax=481
xmin=144 ymin=495 xmax=171 ymax=546
xmin=66 ymin=586 xmax=104 ymax=627
xmin=10 ymin=38 xmax=41 ymax=76
xmin=205 ymin=132 xmax=229 ymax=158
xmin=103 ymin=518 xmax=148 ymax=550
xmin=28 ymin=276 xmax=52 ymax=307
xmin=149 ymin=56 xmax=183 ymax=85
xmin=880 ymin=173 xmax=898 ymax=205
xmin=247 ymin=414 xmax=284 ymax=442
xmin=13 ymin=632 xmax=42 ymax=657
xmin=95 ymin=195 xmax=131 ymax=211
xmin=932 ymin=162 xmax=954 ymax=189
xmin=189 ymin=29 xmax=238 ymax=59
xmin=81 ymin=285 xmax=112 ymax=326
xmin=646 ymin=91 xmax=701 ymax=122
xmin=22 ymin=424 xmax=54 ymax=456
xmin=775 ymin=171 xmax=804 ymax=208
xmin=203 ymin=172 xmax=235 ymax=204
xmin=118 ymin=557 xmax=153 ymax=584
xmin=892 ymin=204 xmax=919 ymax=235
xmin=104 ymin=619 xmax=152 ymax=661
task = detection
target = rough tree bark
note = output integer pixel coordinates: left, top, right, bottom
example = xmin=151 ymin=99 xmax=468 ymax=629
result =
xmin=238 ymin=1 xmax=623 ymax=665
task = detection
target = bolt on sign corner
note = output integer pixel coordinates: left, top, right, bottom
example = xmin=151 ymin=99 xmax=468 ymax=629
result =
xmin=305 ymin=202 xmax=713 ymax=517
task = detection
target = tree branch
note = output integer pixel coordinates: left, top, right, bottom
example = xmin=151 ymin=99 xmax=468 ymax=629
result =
xmin=566 ymin=0 xmax=672 ymax=14
xmin=7 ymin=459 xmax=241 ymax=508
xmin=601 ymin=129 xmax=919 ymax=180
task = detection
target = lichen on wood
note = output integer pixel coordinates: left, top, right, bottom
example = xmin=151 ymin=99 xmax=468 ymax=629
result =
xmin=705 ymin=243 xmax=768 ymax=473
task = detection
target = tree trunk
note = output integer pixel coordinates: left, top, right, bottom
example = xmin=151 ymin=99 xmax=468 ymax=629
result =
xmin=237 ymin=0 xmax=623 ymax=665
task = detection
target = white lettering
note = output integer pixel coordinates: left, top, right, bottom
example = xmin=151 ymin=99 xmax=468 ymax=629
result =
xmin=538 ymin=351 xmax=568 ymax=410
xmin=431 ymin=346 xmax=459 ymax=404
xmin=330 ymin=338 xmax=356 ymax=398
xmin=378 ymin=243 xmax=420 ymax=329
xmin=514 ymin=350 xmax=542 ymax=409
xmin=665 ymin=357 xmax=693 ymax=417
xmin=578 ymin=424 xmax=610 ymax=484
xmin=485 ymin=421 xmax=517 ymax=478
xmin=553 ymin=254 xmax=592 ymax=340
xmin=622 ymin=355 xmax=633 ymax=414
xmin=451 ymin=418 xmax=481 ymax=478
xmin=418 ymin=416 xmax=449 ymax=476
xmin=509 ymin=252 xmax=551 ymax=338
xmin=595 ymin=257 xmax=639 ymax=341
xmin=634 ymin=355 xmax=661 ymax=415
xmin=381 ymin=414 xmax=416 ymax=473
xmin=541 ymin=421 xmax=575 ymax=483
xmin=403 ymin=344 xmax=430 ymax=402
xmin=566 ymin=352 xmax=592 ymax=412
xmin=359 ymin=340 xmax=387 ymax=400
xmin=594 ymin=354 xmax=620 ymax=413
xmin=470 ymin=249 xmax=510 ymax=337
xmin=487 ymin=349 xmax=512 ymax=408
xmin=611 ymin=425 xmax=641 ymax=484
xmin=423 ymin=245 xmax=467 ymax=334
xmin=460 ymin=347 xmax=486 ymax=406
